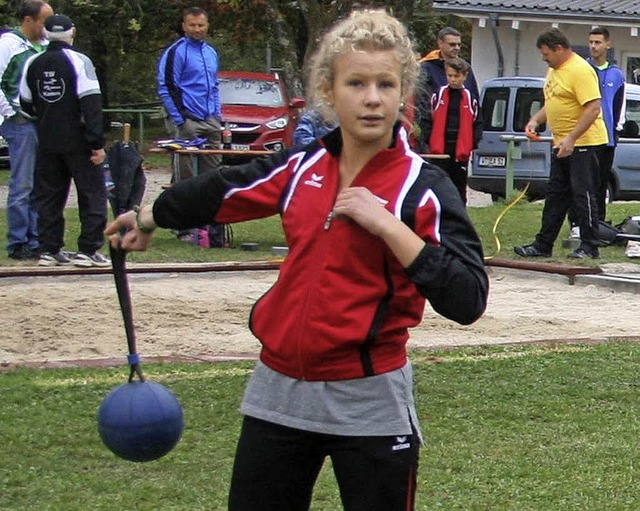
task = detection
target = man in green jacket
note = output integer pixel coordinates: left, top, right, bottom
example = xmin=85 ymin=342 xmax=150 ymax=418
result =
xmin=0 ymin=0 xmax=52 ymax=260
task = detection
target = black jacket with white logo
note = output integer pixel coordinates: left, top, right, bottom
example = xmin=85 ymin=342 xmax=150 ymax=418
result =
xmin=19 ymin=40 xmax=104 ymax=153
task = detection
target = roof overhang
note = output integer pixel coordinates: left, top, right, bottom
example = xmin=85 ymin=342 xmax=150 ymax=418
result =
xmin=432 ymin=2 xmax=640 ymax=27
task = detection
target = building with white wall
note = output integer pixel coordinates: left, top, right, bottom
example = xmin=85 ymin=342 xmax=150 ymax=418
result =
xmin=432 ymin=0 xmax=640 ymax=89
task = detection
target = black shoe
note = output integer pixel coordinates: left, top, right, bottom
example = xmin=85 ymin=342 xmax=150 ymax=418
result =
xmin=8 ymin=244 xmax=39 ymax=260
xmin=514 ymin=244 xmax=552 ymax=257
xmin=567 ymin=247 xmax=599 ymax=259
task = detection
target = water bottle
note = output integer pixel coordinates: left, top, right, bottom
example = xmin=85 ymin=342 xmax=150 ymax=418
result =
xmin=222 ymin=122 xmax=232 ymax=149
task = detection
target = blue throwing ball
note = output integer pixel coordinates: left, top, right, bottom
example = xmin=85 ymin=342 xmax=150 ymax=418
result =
xmin=98 ymin=380 xmax=184 ymax=462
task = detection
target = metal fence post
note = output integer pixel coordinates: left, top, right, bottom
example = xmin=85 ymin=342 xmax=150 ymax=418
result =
xmin=505 ymin=136 xmax=514 ymax=197
xmin=138 ymin=112 xmax=145 ymax=147
xmin=103 ymin=107 xmax=162 ymax=148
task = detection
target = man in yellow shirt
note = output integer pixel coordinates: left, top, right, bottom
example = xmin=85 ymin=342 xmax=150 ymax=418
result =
xmin=515 ymin=28 xmax=607 ymax=259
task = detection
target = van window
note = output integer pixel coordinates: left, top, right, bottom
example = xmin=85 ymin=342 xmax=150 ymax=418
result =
xmin=626 ymin=98 xmax=640 ymax=124
xmin=622 ymin=98 xmax=640 ymax=138
xmin=514 ymin=88 xmax=545 ymax=132
xmin=481 ymin=87 xmax=509 ymax=131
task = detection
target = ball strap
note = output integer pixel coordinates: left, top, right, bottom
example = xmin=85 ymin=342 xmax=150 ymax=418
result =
xmin=110 ymin=244 xmax=145 ymax=382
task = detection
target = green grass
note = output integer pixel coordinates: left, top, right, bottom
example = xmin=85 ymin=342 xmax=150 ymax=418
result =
xmin=1 ymin=165 xmax=640 ymax=266
xmin=0 ymin=167 xmax=8 ymax=186
xmin=473 ymin=198 xmax=640 ymax=264
xmin=1 ymin=342 xmax=639 ymax=510
xmin=118 ymin=215 xmax=288 ymax=264
xmin=141 ymin=151 xmax=174 ymax=170
xmin=0 ymin=209 xmax=287 ymax=265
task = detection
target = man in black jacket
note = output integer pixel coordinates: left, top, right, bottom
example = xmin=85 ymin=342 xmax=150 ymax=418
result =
xmin=19 ymin=14 xmax=110 ymax=267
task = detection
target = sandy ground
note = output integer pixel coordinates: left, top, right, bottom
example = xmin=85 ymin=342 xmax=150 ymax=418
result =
xmin=1 ymin=266 xmax=639 ymax=367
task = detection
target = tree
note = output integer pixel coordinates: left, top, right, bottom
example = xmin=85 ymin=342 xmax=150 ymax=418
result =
xmin=0 ymin=0 xmax=451 ymax=106
xmin=212 ymin=0 xmax=447 ymax=98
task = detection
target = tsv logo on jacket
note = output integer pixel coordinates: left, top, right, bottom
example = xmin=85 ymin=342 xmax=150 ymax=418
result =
xmin=37 ymin=71 xmax=65 ymax=103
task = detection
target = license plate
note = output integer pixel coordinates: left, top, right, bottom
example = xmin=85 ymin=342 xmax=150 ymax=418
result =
xmin=479 ymin=156 xmax=506 ymax=167
xmin=0 ymin=137 xmax=7 ymax=148
xmin=231 ymin=143 xmax=250 ymax=151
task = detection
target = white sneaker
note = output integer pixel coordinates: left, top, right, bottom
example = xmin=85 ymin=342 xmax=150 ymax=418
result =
xmin=625 ymin=240 xmax=640 ymax=258
xmin=570 ymin=226 xmax=580 ymax=239
xmin=73 ymin=251 xmax=111 ymax=268
xmin=38 ymin=251 xmax=73 ymax=267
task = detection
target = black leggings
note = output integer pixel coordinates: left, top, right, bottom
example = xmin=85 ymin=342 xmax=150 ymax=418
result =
xmin=228 ymin=416 xmax=420 ymax=511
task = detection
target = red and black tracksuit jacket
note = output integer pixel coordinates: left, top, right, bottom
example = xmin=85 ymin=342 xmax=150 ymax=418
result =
xmin=428 ymin=85 xmax=479 ymax=163
xmin=153 ymin=125 xmax=488 ymax=381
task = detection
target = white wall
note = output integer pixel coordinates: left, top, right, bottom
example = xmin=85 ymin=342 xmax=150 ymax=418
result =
xmin=468 ymin=18 xmax=640 ymax=90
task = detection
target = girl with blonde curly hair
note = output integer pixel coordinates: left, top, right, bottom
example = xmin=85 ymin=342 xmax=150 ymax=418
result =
xmin=107 ymin=9 xmax=488 ymax=511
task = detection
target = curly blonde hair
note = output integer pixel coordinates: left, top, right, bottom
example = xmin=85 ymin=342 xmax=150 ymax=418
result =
xmin=306 ymin=9 xmax=420 ymax=123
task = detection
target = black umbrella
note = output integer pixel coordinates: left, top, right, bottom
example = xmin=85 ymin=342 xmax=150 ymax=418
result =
xmin=106 ymin=123 xmax=146 ymax=217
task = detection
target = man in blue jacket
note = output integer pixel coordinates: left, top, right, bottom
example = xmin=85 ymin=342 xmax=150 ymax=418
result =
xmin=586 ymin=26 xmax=625 ymax=222
xmin=157 ymin=7 xmax=221 ymax=180
xmin=567 ymin=26 xmax=625 ymax=237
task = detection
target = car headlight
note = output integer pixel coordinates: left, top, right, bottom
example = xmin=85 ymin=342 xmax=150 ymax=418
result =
xmin=266 ymin=117 xmax=288 ymax=129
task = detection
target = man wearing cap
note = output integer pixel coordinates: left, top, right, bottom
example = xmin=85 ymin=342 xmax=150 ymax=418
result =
xmin=157 ymin=6 xmax=222 ymax=179
xmin=19 ymin=13 xmax=111 ymax=268
xmin=0 ymin=0 xmax=53 ymax=260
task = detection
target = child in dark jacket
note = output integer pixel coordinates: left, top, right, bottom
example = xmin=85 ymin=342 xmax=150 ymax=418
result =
xmin=423 ymin=57 xmax=482 ymax=204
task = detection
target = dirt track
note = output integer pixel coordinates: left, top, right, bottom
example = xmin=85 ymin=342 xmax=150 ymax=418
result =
xmin=2 ymin=266 xmax=639 ymax=369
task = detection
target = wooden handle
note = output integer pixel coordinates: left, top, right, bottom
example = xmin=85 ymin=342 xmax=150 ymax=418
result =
xmin=123 ymin=123 xmax=131 ymax=144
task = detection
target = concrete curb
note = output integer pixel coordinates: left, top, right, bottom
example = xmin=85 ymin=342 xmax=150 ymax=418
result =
xmin=574 ymin=272 xmax=640 ymax=294
xmin=2 ymin=258 xmax=639 ymax=295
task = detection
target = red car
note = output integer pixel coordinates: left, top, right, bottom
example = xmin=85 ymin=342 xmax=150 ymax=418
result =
xmin=219 ymin=71 xmax=305 ymax=158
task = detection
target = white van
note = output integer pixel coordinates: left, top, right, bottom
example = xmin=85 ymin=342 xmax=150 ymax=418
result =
xmin=469 ymin=76 xmax=640 ymax=202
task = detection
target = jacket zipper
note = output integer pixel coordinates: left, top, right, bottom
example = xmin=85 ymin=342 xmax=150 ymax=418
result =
xmin=323 ymin=210 xmax=334 ymax=230
xmin=293 ymin=203 xmax=336 ymax=379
